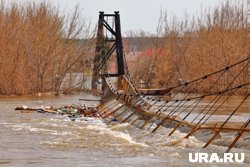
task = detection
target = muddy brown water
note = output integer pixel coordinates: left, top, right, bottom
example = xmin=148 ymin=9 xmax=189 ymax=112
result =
xmin=0 ymin=94 xmax=250 ymax=167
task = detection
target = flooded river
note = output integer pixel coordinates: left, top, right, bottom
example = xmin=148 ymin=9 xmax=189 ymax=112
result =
xmin=0 ymin=94 xmax=250 ymax=167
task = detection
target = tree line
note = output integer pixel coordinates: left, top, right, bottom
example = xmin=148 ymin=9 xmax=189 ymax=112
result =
xmin=0 ymin=1 xmax=248 ymax=96
xmin=126 ymin=1 xmax=249 ymax=95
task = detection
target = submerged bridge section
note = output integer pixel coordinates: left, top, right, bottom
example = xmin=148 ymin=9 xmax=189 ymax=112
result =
xmin=92 ymin=11 xmax=250 ymax=152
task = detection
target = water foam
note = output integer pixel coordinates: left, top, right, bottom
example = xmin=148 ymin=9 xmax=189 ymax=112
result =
xmin=110 ymin=122 xmax=131 ymax=130
xmin=85 ymin=124 xmax=148 ymax=147
xmin=8 ymin=123 xmax=57 ymax=133
xmin=135 ymin=127 xmax=204 ymax=149
xmin=165 ymin=130 xmax=204 ymax=148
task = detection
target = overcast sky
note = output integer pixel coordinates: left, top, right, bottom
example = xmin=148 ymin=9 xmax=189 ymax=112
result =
xmin=13 ymin=0 xmax=242 ymax=33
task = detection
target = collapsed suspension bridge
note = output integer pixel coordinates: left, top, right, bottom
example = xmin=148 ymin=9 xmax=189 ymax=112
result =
xmin=92 ymin=11 xmax=250 ymax=153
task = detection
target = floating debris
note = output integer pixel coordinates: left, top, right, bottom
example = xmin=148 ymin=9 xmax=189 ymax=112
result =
xmin=15 ymin=105 xmax=104 ymax=124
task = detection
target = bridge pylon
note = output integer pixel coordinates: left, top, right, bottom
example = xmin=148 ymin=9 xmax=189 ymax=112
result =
xmin=91 ymin=11 xmax=125 ymax=91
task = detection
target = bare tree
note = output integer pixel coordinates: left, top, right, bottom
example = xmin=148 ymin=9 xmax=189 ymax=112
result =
xmin=0 ymin=2 xmax=94 ymax=95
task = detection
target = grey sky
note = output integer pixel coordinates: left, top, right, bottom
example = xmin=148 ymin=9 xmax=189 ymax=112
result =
xmin=59 ymin=0 xmax=226 ymax=33
xmin=13 ymin=0 xmax=236 ymax=33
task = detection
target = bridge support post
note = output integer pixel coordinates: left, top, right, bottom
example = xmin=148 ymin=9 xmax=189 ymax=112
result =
xmin=91 ymin=11 xmax=125 ymax=92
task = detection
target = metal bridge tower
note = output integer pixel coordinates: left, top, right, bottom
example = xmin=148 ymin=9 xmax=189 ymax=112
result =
xmin=91 ymin=11 xmax=125 ymax=91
